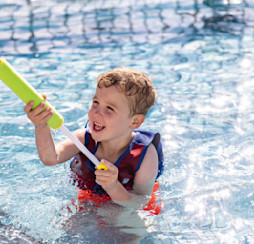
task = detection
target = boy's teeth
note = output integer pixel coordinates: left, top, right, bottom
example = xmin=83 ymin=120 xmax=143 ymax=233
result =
xmin=94 ymin=122 xmax=104 ymax=130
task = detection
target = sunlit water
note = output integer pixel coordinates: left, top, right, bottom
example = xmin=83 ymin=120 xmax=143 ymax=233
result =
xmin=0 ymin=0 xmax=254 ymax=243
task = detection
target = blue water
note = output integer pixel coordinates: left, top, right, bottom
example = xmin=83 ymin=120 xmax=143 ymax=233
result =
xmin=1 ymin=0 xmax=254 ymax=243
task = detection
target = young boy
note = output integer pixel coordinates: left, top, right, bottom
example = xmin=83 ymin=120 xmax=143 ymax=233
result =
xmin=24 ymin=68 xmax=163 ymax=208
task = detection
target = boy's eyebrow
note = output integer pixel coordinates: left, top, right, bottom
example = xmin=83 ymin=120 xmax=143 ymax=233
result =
xmin=93 ymin=95 xmax=119 ymax=109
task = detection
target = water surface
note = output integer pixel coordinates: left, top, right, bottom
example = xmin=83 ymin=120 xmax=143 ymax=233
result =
xmin=0 ymin=0 xmax=254 ymax=243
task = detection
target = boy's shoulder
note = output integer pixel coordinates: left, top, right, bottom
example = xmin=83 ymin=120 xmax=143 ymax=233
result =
xmin=133 ymin=130 xmax=164 ymax=178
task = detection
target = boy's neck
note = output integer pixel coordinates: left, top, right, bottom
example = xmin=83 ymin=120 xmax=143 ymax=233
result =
xmin=96 ymin=132 xmax=135 ymax=163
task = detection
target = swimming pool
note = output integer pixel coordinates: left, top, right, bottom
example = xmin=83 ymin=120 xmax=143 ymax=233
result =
xmin=0 ymin=0 xmax=254 ymax=243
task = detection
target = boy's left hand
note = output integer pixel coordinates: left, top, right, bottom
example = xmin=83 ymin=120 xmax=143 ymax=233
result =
xmin=95 ymin=159 xmax=119 ymax=192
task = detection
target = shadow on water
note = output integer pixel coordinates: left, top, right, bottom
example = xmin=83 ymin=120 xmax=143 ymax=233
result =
xmin=203 ymin=0 xmax=246 ymax=35
xmin=0 ymin=210 xmax=39 ymax=243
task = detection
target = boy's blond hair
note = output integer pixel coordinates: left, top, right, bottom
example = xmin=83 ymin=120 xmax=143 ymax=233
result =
xmin=97 ymin=67 xmax=155 ymax=117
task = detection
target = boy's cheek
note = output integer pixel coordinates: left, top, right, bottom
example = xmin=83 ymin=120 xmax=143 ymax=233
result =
xmin=88 ymin=109 xmax=92 ymax=119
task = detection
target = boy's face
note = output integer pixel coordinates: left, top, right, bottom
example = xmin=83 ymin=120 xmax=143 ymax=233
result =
xmin=88 ymin=85 xmax=134 ymax=143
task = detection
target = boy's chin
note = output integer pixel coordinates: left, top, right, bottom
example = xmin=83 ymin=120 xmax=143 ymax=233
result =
xmin=90 ymin=130 xmax=103 ymax=142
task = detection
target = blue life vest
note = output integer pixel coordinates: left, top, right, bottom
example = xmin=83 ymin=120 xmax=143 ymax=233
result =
xmin=70 ymin=129 xmax=164 ymax=195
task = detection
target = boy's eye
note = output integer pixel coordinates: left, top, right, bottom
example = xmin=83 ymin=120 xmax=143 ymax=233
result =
xmin=93 ymin=100 xmax=99 ymax=104
xmin=107 ymin=106 xmax=114 ymax=111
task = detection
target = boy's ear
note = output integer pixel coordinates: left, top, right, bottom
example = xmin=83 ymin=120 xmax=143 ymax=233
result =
xmin=130 ymin=114 xmax=145 ymax=129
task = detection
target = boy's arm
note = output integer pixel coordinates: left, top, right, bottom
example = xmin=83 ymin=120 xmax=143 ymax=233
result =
xmin=25 ymin=100 xmax=84 ymax=166
xmin=95 ymin=143 xmax=159 ymax=209
xmin=35 ymin=126 xmax=84 ymax=166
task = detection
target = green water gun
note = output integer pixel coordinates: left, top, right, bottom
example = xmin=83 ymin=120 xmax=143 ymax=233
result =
xmin=0 ymin=58 xmax=107 ymax=170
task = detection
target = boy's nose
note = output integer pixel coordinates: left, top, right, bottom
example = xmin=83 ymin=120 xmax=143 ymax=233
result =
xmin=94 ymin=106 xmax=102 ymax=115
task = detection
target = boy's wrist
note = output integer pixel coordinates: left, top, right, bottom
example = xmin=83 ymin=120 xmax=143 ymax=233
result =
xmin=104 ymin=180 xmax=119 ymax=193
xmin=106 ymin=181 xmax=131 ymax=202
xmin=35 ymin=124 xmax=50 ymax=130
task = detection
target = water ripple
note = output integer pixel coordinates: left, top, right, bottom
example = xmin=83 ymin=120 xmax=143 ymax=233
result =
xmin=1 ymin=0 xmax=254 ymax=243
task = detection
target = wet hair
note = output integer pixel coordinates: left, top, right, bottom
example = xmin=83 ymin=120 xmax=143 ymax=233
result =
xmin=97 ymin=67 xmax=156 ymax=117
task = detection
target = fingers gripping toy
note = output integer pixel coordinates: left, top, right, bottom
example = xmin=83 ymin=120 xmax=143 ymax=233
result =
xmin=0 ymin=58 xmax=107 ymax=170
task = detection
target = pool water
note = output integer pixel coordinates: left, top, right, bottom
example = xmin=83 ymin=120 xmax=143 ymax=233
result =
xmin=1 ymin=0 xmax=254 ymax=243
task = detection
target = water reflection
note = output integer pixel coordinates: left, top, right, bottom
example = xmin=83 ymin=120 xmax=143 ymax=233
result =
xmin=59 ymin=202 xmax=149 ymax=244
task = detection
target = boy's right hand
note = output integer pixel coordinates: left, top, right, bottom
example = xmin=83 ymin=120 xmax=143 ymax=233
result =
xmin=24 ymin=95 xmax=54 ymax=128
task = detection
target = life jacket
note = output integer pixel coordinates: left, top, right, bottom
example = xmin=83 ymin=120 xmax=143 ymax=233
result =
xmin=70 ymin=129 xmax=164 ymax=195
xmin=69 ymin=129 xmax=164 ymax=215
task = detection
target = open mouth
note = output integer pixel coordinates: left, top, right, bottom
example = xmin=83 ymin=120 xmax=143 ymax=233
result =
xmin=93 ymin=122 xmax=105 ymax=132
